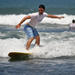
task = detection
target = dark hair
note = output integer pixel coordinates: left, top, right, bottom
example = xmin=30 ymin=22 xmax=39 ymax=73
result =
xmin=72 ymin=19 xmax=75 ymax=23
xmin=39 ymin=4 xmax=45 ymax=10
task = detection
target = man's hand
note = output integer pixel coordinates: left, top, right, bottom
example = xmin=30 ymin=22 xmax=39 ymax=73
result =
xmin=16 ymin=24 xmax=21 ymax=29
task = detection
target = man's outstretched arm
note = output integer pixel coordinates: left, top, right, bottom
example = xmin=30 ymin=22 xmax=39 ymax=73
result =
xmin=47 ymin=14 xmax=64 ymax=19
xmin=16 ymin=16 xmax=31 ymax=29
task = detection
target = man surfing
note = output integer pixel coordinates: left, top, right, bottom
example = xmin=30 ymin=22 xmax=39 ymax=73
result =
xmin=16 ymin=4 xmax=64 ymax=50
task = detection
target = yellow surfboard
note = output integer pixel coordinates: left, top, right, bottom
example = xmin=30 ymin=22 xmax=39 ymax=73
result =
xmin=8 ymin=52 xmax=32 ymax=61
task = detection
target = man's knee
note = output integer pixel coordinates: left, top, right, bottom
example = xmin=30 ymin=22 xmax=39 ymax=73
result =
xmin=35 ymin=36 xmax=40 ymax=41
xmin=28 ymin=37 xmax=34 ymax=42
xmin=35 ymin=35 xmax=40 ymax=38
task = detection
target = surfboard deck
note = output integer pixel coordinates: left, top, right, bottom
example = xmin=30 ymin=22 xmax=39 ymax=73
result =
xmin=8 ymin=52 xmax=32 ymax=61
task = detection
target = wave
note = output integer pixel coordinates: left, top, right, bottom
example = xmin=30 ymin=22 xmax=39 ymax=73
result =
xmin=0 ymin=14 xmax=75 ymax=25
xmin=0 ymin=38 xmax=75 ymax=58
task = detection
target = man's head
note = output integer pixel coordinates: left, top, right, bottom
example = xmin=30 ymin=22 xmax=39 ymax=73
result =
xmin=72 ymin=19 xmax=75 ymax=23
xmin=38 ymin=4 xmax=45 ymax=14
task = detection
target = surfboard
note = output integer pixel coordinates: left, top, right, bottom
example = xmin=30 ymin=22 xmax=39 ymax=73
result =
xmin=8 ymin=52 xmax=32 ymax=61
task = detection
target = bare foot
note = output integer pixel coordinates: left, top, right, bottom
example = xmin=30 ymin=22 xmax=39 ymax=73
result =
xmin=26 ymin=47 xmax=29 ymax=50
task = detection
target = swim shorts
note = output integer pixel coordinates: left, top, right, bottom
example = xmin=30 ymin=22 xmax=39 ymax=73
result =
xmin=24 ymin=25 xmax=39 ymax=39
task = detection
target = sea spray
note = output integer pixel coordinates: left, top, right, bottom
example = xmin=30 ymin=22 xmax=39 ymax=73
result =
xmin=0 ymin=14 xmax=75 ymax=25
xmin=0 ymin=37 xmax=75 ymax=58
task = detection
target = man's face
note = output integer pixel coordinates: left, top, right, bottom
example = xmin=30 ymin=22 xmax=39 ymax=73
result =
xmin=38 ymin=8 xmax=45 ymax=15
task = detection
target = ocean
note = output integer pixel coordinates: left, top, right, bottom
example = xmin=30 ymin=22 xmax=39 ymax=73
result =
xmin=0 ymin=0 xmax=75 ymax=75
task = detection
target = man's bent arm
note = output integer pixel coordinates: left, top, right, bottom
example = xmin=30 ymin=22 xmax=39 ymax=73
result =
xmin=47 ymin=14 xmax=64 ymax=19
xmin=16 ymin=16 xmax=31 ymax=29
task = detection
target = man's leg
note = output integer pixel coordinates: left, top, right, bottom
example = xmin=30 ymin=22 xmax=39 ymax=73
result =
xmin=35 ymin=35 xmax=40 ymax=46
xmin=26 ymin=37 xmax=34 ymax=50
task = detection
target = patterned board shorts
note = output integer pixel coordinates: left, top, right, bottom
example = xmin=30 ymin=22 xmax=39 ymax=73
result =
xmin=24 ymin=25 xmax=39 ymax=39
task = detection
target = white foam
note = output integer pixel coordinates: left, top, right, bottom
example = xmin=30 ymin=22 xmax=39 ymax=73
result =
xmin=0 ymin=14 xmax=30 ymax=25
xmin=0 ymin=32 xmax=6 ymax=37
xmin=30 ymin=40 xmax=75 ymax=58
xmin=0 ymin=14 xmax=75 ymax=25
xmin=0 ymin=33 xmax=75 ymax=58
xmin=0 ymin=38 xmax=28 ymax=57
xmin=42 ymin=14 xmax=75 ymax=25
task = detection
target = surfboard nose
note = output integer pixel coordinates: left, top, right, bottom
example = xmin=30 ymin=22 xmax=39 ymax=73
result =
xmin=8 ymin=52 xmax=32 ymax=61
